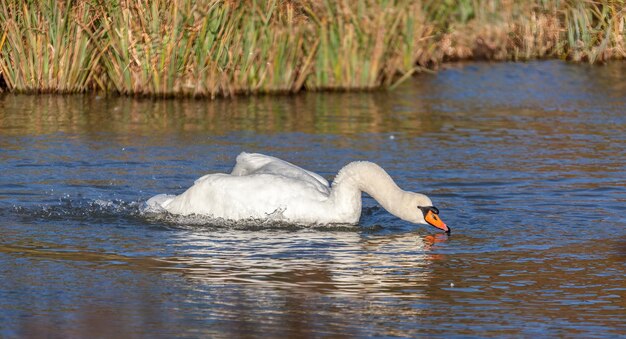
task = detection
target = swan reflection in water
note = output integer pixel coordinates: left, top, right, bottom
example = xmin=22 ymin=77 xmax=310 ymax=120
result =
xmin=161 ymin=229 xmax=449 ymax=296
xmin=7 ymin=229 xmax=449 ymax=338
xmin=2 ymin=220 xmax=449 ymax=338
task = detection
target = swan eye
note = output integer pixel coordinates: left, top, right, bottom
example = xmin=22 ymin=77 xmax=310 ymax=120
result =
xmin=418 ymin=206 xmax=440 ymax=216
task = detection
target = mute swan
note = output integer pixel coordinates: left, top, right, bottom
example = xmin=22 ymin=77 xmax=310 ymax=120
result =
xmin=146 ymin=152 xmax=449 ymax=233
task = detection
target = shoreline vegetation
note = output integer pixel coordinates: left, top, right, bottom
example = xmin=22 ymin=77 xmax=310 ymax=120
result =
xmin=0 ymin=0 xmax=624 ymax=98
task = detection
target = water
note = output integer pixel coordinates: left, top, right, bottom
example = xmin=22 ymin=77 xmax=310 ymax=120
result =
xmin=1 ymin=61 xmax=625 ymax=337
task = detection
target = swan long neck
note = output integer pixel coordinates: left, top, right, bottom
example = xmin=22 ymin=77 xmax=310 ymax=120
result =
xmin=331 ymin=161 xmax=409 ymax=219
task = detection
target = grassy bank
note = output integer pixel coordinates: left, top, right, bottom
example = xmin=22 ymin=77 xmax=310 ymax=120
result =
xmin=0 ymin=0 xmax=624 ymax=97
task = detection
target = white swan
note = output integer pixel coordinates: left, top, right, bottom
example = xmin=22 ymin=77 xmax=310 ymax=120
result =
xmin=146 ymin=152 xmax=449 ymax=233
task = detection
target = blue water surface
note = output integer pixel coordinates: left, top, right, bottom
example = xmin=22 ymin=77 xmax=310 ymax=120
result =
xmin=1 ymin=61 xmax=625 ymax=337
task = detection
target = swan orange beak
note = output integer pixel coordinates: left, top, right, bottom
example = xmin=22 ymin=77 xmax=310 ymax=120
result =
xmin=425 ymin=210 xmax=450 ymax=234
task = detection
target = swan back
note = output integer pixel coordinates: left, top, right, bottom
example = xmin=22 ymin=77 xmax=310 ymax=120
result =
xmin=159 ymin=172 xmax=341 ymax=224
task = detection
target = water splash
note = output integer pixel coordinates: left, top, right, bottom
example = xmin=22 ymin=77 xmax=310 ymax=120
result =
xmin=11 ymin=198 xmax=143 ymax=221
xmin=7 ymin=197 xmax=385 ymax=232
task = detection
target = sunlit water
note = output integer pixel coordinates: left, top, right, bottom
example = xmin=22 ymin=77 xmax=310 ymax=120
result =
xmin=1 ymin=61 xmax=625 ymax=337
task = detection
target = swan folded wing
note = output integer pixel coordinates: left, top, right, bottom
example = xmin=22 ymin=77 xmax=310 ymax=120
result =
xmin=230 ymin=152 xmax=330 ymax=195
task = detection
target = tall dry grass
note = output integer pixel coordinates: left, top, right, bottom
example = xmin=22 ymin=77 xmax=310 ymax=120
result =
xmin=100 ymin=0 xmax=313 ymax=97
xmin=427 ymin=0 xmax=625 ymax=63
xmin=0 ymin=0 xmax=104 ymax=93
xmin=97 ymin=0 xmax=432 ymax=97
xmin=304 ymin=1 xmax=431 ymax=90
xmin=0 ymin=0 xmax=624 ymax=97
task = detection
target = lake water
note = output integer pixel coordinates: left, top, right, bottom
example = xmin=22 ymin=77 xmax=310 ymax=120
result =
xmin=1 ymin=61 xmax=625 ymax=337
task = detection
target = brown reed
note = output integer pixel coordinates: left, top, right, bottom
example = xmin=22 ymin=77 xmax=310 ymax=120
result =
xmin=0 ymin=0 xmax=623 ymax=96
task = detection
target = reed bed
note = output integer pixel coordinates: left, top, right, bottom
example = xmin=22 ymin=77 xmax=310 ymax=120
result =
xmin=0 ymin=0 xmax=624 ymax=97
xmin=0 ymin=0 xmax=103 ymax=93
xmin=431 ymin=0 xmax=626 ymax=63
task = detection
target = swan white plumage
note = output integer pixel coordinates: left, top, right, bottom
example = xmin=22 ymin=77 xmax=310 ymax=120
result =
xmin=146 ymin=152 xmax=449 ymax=233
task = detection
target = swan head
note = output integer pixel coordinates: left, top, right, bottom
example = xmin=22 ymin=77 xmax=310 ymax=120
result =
xmin=397 ymin=193 xmax=450 ymax=234
xmin=418 ymin=205 xmax=450 ymax=234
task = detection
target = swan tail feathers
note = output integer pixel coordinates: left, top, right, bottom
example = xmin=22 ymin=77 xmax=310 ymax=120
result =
xmin=144 ymin=194 xmax=176 ymax=213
